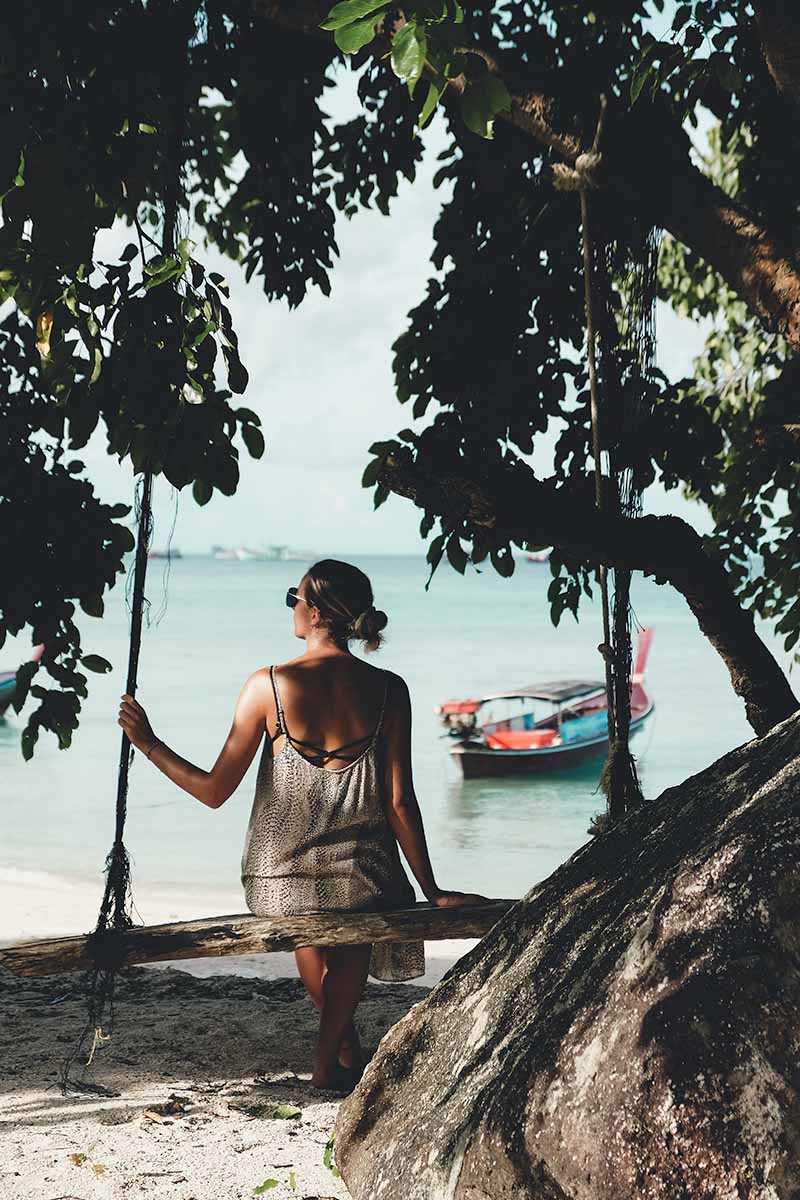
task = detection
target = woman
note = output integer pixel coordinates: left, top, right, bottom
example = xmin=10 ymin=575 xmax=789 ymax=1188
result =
xmin=119 ymin=558 xmax=487 ymax=1091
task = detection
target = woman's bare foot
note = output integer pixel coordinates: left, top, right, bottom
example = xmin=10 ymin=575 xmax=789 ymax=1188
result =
xmin=337 ymin=1023 xmax=364 ymax=1071
xmin=310 ymin=1059 xmax=359 ymax=1092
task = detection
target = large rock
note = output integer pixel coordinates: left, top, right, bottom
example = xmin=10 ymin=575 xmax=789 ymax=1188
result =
xmin=335 ymin=712 xmax=800 ymax=1199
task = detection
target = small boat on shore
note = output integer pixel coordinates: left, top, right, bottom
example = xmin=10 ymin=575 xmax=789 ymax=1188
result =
xmin=0 ymin=644 xmax=45 ymax=719
xmin=437 ymin=629 xmax=655 ymax=778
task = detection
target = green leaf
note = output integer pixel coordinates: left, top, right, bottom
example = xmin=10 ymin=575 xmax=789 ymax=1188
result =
xmin=630 ymin=40 xmax=660 ymax=104
xmin=208 ymin=271 xmax=230 ymax=296
xmin=368 ymin=438 xmax=399 ymax=456
xmin=272 ymin=1104 xmax=302 ymax=1119
xmin=143 ymin=263 xmax=182 ymax=290
xmin=89 ymin=345 xmax=103 ymax=385
xmin=176 ymin=236 xmax=195 ymax=265
xmin=391 ymin=21 xmax=427 ymax=95
xmin=224 ymin=353 xmax=249 ymax=395
xmin=144 ymin=254 xmax=171 ymax=275
xmin=419 ymin=78 xmax=446 ymax=128
xmin=242 ymin=424 xmax=265 ymax=459
xmin=373 ymin=482 xmax=390 ymax=508
xmin=361 ymin=457 xmax=383 ymax=488
xmin=11 ymin=661 xmax=38 ymax=712
xmin=446 ymin=535 xmax=468 ymax=574
xmin=235 ymin=407 xmax=261 ymax=425
xmin=321 ymin=0 xmax=387 ymax=30
xmin=252 ymin=1180 xmax=279 ymax=1194
xmin=193 ymin=479 xmax=213 ymax=506
xmin=427 ymin=532 xmax=446 ymax=565
xmin=21 ymin=726 xmax=39 ymax=762
xmin=80 ymin=594 xmax=105 ymax=618
xmin=289 ymin=1170 xmax=297 ymax=1191
xmin=672 ymin=4 xmax=691 ymax=30
xmin=81 ymin=654 xmax=112 ymax=673
xmin=138 ymin=122 xmax=157 ymax=134
xmin=684 ymin=24 xmax=703 ymax=51
xmin=490 ymin=546 xmax=515 ymax=578
xmin=461 ymin=75 xmax=512 ymax=139
xmin=334 ymin=7 xmax=388 ymax=53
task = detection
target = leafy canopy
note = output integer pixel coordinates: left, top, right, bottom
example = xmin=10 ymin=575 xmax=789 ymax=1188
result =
xmin=1 ymin=0 xmax=797 ymax=759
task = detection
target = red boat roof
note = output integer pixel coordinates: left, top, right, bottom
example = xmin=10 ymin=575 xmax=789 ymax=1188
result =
xmin=439 ymin=700 xmax=481 ymax=715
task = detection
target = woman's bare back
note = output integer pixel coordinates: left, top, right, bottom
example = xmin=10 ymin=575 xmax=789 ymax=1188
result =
xmin=269 ymin=656 xmax=395 ymax=769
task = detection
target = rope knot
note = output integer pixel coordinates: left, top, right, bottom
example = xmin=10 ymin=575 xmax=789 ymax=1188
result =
xmin=552 ymin=150 xmax=604 ymax=193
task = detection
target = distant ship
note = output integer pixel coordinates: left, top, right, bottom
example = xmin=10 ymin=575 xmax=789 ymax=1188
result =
xmin=211 ymin=544 xmax=308 ymax=562
xmin=525 ymin=548 xmax=551 ymax=564
xmin=148 ymin=548 xmax=182 ymax=559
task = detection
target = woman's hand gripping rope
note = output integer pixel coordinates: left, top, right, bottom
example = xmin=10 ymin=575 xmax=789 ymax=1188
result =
xmin=118 ymin=693 xmax=161 ymax=759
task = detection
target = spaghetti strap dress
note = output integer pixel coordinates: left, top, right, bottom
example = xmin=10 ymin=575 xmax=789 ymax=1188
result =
xmin=240 ymin=665 xmax=426 ymax=982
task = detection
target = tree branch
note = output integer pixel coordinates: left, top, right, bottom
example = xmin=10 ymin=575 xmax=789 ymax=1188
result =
xmin=256 ymin=0 xmax=800 ymax=351
xmin=378 ymin=452 xmax=798 ymax=737
xmin=755 ymin=2 xmax=800 ymax=101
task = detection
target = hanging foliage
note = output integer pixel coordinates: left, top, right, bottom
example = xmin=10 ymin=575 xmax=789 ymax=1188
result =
xmin=2 ymin=0 xmax=800 ymax=762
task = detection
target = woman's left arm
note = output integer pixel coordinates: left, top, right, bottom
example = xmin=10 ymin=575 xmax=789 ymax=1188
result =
xmin=118 ymin=671 xmax=268 ymax=809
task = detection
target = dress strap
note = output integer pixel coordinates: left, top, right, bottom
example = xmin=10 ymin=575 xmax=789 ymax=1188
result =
xmin=269 ymin=665 xmax=286 ymax=736
xmin=372 ymin=671 xmax=390 ymax=743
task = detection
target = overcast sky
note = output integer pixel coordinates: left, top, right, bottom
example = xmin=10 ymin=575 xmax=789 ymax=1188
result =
xmin=77 ymin=8 xmax=711 ymax=556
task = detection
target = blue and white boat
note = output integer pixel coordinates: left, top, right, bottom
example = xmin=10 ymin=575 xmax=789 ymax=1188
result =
xmin=437 ymin=629 xmax=655 ymax=778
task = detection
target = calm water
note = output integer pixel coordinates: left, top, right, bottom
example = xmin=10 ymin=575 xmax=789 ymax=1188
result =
xmin=1 ymin=555 xmax=791 ymax=902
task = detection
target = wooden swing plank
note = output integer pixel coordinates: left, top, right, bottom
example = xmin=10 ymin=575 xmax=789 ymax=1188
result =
xmin=0 ymin=899 xmax=517 ymax=978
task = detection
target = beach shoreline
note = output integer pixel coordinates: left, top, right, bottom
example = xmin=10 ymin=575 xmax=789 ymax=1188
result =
xmin=1 ymin=865 xmax=476 ymax=1200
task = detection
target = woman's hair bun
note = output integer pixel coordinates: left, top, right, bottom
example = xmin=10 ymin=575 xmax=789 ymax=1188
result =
xmin=350 ymin=606 xmax=388 ymax=653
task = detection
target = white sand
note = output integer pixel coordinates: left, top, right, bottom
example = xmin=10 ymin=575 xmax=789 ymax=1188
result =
xmin=0 ymin=867 xmax=477 ymax=1199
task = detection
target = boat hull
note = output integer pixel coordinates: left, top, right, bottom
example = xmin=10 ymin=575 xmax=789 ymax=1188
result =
xmin=451 ymin=705 xmax=653 ymax=778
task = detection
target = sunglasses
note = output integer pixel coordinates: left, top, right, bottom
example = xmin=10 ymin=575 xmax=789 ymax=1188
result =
xmin=285 ymin=586 xmax=312 ymax=610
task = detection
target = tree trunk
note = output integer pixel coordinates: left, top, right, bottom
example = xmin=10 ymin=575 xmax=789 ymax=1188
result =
xmin=379 ymin=453 xmax=798 ymax=737
xmin=756 ymin=2 xmax=800 ymax=100
xmin=0 ymin=900 xmax=514 ymax=978
xmin=335 ymin=710 xmax=800 ymax=1199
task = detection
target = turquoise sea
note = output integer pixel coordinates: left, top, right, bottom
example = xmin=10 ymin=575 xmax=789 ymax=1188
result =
xmin=1 ymin=555 xmax=792 ymax=904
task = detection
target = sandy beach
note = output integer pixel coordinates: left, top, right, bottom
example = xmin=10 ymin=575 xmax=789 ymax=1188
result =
xmin=0 ymin=867 xmax=476 ymax=1200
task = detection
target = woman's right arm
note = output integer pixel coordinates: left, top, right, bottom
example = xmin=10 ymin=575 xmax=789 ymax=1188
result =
xmin=381 ymin=674 xmax=488 ymax=908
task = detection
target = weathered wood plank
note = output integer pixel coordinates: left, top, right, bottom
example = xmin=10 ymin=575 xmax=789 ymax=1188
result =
xmin=0 ymin=900 xmax=517 ymax=978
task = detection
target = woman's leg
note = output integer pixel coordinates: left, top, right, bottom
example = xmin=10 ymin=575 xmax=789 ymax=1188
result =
xmin=311 ymin=942 xmax=372 ymax=1088
xmin=295 ymin=945 xmax=326 ymax=1008
xmin=294 ymin=946 xmax=362 ymax=1070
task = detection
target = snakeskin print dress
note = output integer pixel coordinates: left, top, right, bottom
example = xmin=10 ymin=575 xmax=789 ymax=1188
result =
xmin=240 ymin=665 xmax=426 ymax=982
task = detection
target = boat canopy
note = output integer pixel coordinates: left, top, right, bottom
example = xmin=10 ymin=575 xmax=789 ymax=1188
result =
xmin=439 ymin=699 xmax=481 ymax=715
xmin=479 ymin=679 xmax=606 ymax=705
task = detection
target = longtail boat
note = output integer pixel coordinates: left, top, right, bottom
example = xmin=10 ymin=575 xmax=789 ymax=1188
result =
xmin=0 ymin=644 xmax=45 ymax=719
xmin=437 ymin=629 xmax=655 ymax=779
